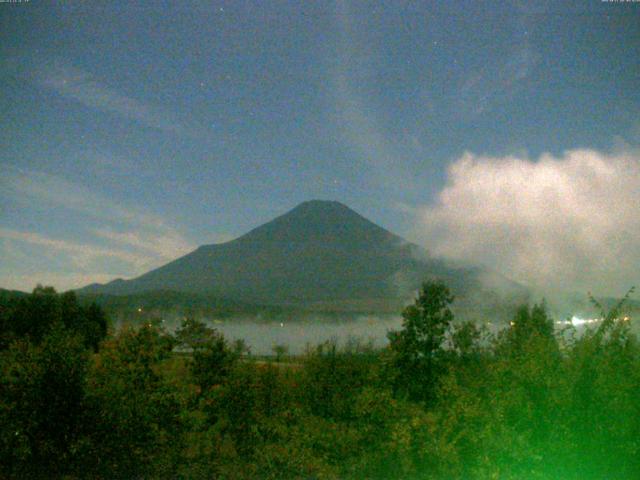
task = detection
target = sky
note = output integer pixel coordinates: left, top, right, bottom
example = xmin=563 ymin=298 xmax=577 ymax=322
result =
xmin=1 ymin=0 xmax=639 ymax=296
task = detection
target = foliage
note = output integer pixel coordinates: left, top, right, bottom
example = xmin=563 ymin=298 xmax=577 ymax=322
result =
xmin=175 ymin=315 xmax=218 ymax=350
xmin=0 ymin=286 xmax=107 ymax=351
xmin=1 ymin=282 xmax=639 ymax=478
xmin=184 ymin=318 xmax=239 ymax=395
xmin=77 ymin=323 xmax=183 ymax=478
xmin=272 ymin=343 xmax=289 ymax=362
xmin=301 ymin=338 xmax=378 ymax=421
xmin=387 ymin=280 xmax=455 ymax=402
xmin=0 ymin=328 xmax=88 ymax=479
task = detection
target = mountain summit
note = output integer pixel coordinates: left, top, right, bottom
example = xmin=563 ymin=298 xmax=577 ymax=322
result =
xmin=78 ymin=200 xmax=489 ymax=309
xmin=234 ymin=200 xmax=406 ymax=249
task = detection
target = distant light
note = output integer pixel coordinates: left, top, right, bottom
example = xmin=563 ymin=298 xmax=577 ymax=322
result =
xmin=571 ymin=316 xmax=586 ymax=326
xmin=137 ymin=307 xmax=143 ymax=313
xmin=280 ymin=322 xmax=284 ymax=328
xmin=570 ymin=316 xmax=600 ymax=326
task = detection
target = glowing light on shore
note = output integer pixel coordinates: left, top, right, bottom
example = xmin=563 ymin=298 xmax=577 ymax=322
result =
xmin=555 ymin=316 xmax=632 ymax=327
xmin=570 ymin=316 xmax=599 ymax=326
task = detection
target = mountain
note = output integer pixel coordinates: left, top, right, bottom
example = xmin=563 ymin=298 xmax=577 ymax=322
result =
xmin=77 ymin=200 xmax=520 ymax=312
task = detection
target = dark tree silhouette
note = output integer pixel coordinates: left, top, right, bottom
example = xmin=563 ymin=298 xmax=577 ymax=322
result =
xmin=388 ymin=280 xmax=454 ymax=402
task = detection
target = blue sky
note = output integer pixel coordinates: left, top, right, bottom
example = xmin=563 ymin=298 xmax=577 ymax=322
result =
xmin=1 ymin=1 xmax=639 ymax=294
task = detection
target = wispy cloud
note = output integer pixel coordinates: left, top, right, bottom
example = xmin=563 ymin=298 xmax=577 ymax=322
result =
xmin=0 ymin=228 xmax=146 ymax=270
xmin=4 ymin=166 xmax=164 ymax=228
xmin=0 ymin=272 xmax=119 ymax=293
xmin=455 ymin=10 xmax=540 ymax=118
xmin=456 ymin=43 xmax=538 ymax=118
xmin=93 ymin=228 xmax=234 ymax=258
xmin=331 ymin=0 xmax=417 ymax=193
xmin=0 ymin=168 xmax=205 ymax=291
xmin=92 ymin=228 xmax=197 ymax=263
xmin=33 ymin=60 xmax=207 ymax=138
xmin=0 ymin=223 xmax=199 ymax=291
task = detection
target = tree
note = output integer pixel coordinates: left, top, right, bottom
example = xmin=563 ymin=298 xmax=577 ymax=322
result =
xmin=1 ymin=287 xmax=108 ymax=351
xmin=272 ymin=343 xmax=289 ymax=362
xmin=77 ymin=301 xmax=108 ymax=352
xmin=8 ymin=285 xmax=61 ymax=344
xmin=232 ymin=338 xmax=250 ymax=356
xmin=174 ymin=316 xmax=217 ymax=351
xmin=0 ymin=327 xmax=89 ymax=478
xmin=497 ymin=301 xmax=557 ymax=360
xmin=387 ymin=280 xmax=454 ymax=402
xmin=178 ymin=318 xmax=238 ymax=395
xmin=77 ymin=323 xmax=182 ymax=478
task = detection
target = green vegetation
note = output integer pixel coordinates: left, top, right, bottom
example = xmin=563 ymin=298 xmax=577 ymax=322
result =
xmin=0 ymin=285 xmax=107 ymax=351
xmin=1 ymin=282 xmax=639 ymax=479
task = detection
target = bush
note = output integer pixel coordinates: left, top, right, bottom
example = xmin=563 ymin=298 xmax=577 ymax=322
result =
xmin=0 ymin=328 xmax=88 ymax=478
xmin=77 ymin=324 xmax=183 ymax=478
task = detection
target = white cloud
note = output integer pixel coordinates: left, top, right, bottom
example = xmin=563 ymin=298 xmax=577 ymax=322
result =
xmin=414 ymin=148 xmax=640 ymax=296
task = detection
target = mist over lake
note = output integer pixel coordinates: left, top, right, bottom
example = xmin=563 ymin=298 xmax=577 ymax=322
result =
xmin=148 ymin=309 xmax=640 ymax=357
xmin=185 ymin=314 xmax=639 ymax=356
xmin=200 ymin=315 xmax=404 ymax=356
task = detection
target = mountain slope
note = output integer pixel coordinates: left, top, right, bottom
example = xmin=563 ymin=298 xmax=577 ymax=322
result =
xmin=77 ymin=200 xmax=503 ymax=308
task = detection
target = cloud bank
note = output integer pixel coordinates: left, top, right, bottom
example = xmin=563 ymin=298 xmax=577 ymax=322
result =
xmin=415 ymin=148 xmax=640 ymax=296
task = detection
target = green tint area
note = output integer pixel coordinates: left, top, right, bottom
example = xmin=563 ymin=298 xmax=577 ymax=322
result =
xmin=1 ymin=284 xmax=639 ymax=479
